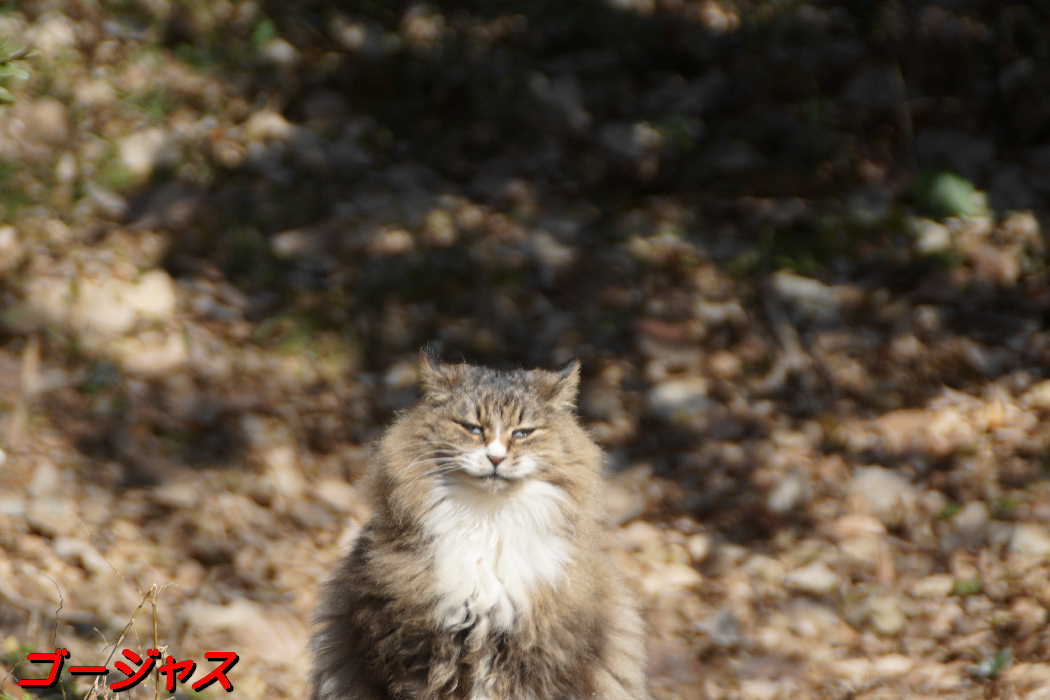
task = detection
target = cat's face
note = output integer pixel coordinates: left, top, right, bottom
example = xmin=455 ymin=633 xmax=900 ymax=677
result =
xmin=410 ymin=359 xmax=581 ymax=493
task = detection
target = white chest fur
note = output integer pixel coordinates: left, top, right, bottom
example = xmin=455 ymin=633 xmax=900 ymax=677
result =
xmin=422 ymin=478 xmax=570 ymax=635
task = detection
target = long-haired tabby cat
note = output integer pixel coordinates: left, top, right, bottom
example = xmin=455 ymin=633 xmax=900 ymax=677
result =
xmin=311 ymin=354 xmax=650 ymax=700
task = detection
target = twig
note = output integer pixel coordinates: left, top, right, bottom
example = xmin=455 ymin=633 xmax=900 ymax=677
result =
xmin=0 ymin=586 xmax=103 ymax=630
xmin=0 ymin=45 xmax=31 ymax=63
xmin=85 ymin=587 xmax=155 ymax=700
xmin=756 ymin=278 xmax=816 ymax=395
xmin=152 ymin=585 xmax=160 ymax=700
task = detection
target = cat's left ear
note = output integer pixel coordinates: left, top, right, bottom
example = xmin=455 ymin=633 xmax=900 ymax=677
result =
xmin=542 ymin=360 xmax=581 ymax=411
xmin=418 ymin=347 xmax=462 ymax=402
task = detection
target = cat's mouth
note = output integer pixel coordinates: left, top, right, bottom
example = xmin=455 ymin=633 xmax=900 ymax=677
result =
xmin=483 ymin=471 xmax=510 ymax=481
xmin=450 ymin=468 xmax=521 ymax=492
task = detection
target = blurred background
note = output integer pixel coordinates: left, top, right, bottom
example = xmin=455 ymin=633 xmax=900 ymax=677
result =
xmin=2 ymin=1 xmax=1050 ymax=697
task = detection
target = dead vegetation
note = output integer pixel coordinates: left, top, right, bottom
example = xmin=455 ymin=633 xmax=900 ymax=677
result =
xmin=2 ymin=1 xmax=1050 ymax=698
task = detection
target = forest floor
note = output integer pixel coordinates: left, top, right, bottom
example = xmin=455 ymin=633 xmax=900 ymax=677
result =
xmin=3 ymin=2 xmax=1050 ymax=698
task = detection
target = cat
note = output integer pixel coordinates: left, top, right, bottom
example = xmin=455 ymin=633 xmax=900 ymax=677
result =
xmin=310 ymin=353 xmax=650 ymax=700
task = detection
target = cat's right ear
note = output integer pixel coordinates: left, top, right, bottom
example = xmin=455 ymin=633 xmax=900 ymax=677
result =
xmin=418 ymin=346 xmax=459 ymax=402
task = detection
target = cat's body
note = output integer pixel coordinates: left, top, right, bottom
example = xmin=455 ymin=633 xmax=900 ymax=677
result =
xmin=311 ymin=357 xmax=650 ymax=700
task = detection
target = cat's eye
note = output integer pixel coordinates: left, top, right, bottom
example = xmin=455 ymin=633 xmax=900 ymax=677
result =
xmin=511 ymin=428 xmax=535 ymax=440
xmin=455 ymin=421 xmax=484 ymax=436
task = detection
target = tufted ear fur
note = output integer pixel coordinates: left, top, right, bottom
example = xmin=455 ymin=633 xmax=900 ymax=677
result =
xmin=418 ymin=347 xmax=463 ymax=403
xmin=537 ymin=360 xmax=580 ymax=411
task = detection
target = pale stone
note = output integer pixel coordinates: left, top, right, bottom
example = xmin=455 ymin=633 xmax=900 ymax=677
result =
xmin=74 ymin=79 xmax=117 ymax=108
xmin=784 ymin=561 xmax=840 ymax=596
xmin=647 ymin=378 xmax=711 ymax=419
xmin=1022 ymin=380 xmax=1050 ymax=410
xmin=767 ymin=470 xmax=810 ymax=514
xmin=0 ymin=226 xmax=23 ymax=274
xmin=872 ymin=654 xmax=914 ymax=676
xmin=109 ymin=330 xmax=187 ymax=374
xmin=830 ymin=514 xmax=886 ymax=539
xmin=641 ymin=563 xmax=703 ymax=595
xmin=867 ymin=594 xmax=905 ymax=635
xmin=264 ymin=445 xmax=304 ymax=499
xmin=260 ymin=38 xmax=298 ymax=65
xmin=28 ymin=12 xmax=77 ymax=55
xmin=771 ymin=270 xmax=843 ymax=323
xmin=1010 ymin=523 xmax=1050 ymax=559
xmin=912 ymin=218 xmax=952 ymax=254
xmin=119 ymin=127 xmax=172 ymax=177
xmin=245 ymin=109 xmax=295 ymax=142
xmin=912 ymin=574 xmax=955 ymax=598
xmin=739 ymin=679 xmax=780 ymax=700
xmin=23 ymin=98 xmax=69 ymax=144
xmin=686 ymin=533 xmax=712 ymax=563
xmin=131 ymin=270 xmax=177 ymax=320
xmin=848 ymin=466 xmax=916 ymax=527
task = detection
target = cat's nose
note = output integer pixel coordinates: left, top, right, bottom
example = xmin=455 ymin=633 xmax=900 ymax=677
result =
xmin=487 ymin=454 xmax=505 ymax=467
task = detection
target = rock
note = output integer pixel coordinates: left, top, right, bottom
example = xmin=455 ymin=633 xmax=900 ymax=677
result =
xmin=528 ymin=73 xmax=590 ymax=134
xmin=767 ymin=470 xmax=810 ymax=514
xmin=0 ymin=496 xmax=24 ymax=516
xmin=263 ymin=445 xmax=304 ymax=500
xmin=830 ymin=514 xmax=886 ymax=540
xmin=402 ymin=4 xmax=445 ymax=47
xmin=369 ymin=227 xmax=414 ymax=256
xmin=605 ymin=464 xmax=651 ymax=525
xmin=686 ymin=533 xmax=712 ymax=563
xmin=182 ymin=599 xmax=308 ymax=662
xmin=784 ymin=561 xmax=840 ymax=596
xmin=1009 ymin=524 xmax=1050 ymax=559
xmin=260 ymin=38 xmax=298 ymax=65
xmin=24 ymin=269 xmax=177 ymax=341
xmin=641 ymin=563 xmax=703 ymax=595
xmin=739 ymin=679 xmax=783 ymax=700
xmin=74 ymin=79 xmax=117 ymax=108
xmin=646 ymin=378 xmax=711 ymax=420
xmin=912 ymin=574 xmax=955 ymax=598
xmin=119 ymin=127 xmax=174 ymax=178
xmin=27 ymin=12 xmax=77 ymax=55
xmin=153 ymin=481 xmax=200 ymax=510
xmin=848 ymin=467 xmax=916 ymax=527
xmin=911 ymin=218 xmax=952 ymax=254
xmin=696 ymin=608 xmax=742 ymax=647
xmin=245 ymin=110 xmax=296 ymax=142
xmin=874 ymin=406 xmax=977 ymax=457
xmin=619 ymin=520 xmax=665 ymax=560
xmin=530 ymin=231 xmax=575 ymax=282
xmin=109 ymin=330 xmax=187 ymax=374
xmin=28 ymin=460 xmax=61 ymax=496
xmin=867 ymin=594 xmax=906 ymax=635
xmin=129 ymin=270 xmax=178 ymax=321
xmin=1022 ymin=380 xmax=1050 ymax=411
xmin=0 ymin=226 xmax=23 ymax=274
xmin=22 ymin=98 xmax=69 ymax=145
xmin=26 ymin=498 xmax=76 ymax=537
xmin=314 ymin=479 xmax=368 ymax=517
xmin=53 ymin=538 xmax=110 ymax=577
xmin=953 ymin=501 xmax=990 ymax=547
xmin=771 ymin=270 xmax=843 ymax=324
xmin=599 ymin=121 xmax=664 ymax=165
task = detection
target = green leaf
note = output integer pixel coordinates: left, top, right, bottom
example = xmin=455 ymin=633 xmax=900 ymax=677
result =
xmin=0 ymin=63 xmax=28 ymax=81
xmin=252 ymin=18 xmax=277 ymax=48
xmin=913 ymin=170 xmax=982 ymax=219
xmin=0 ymin=85 xmax=14 ymax=104
xmin=970 ymin=648 xmax=1012 ymax=679
xmin=951 ymin=577 xmax=983 ymax=596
